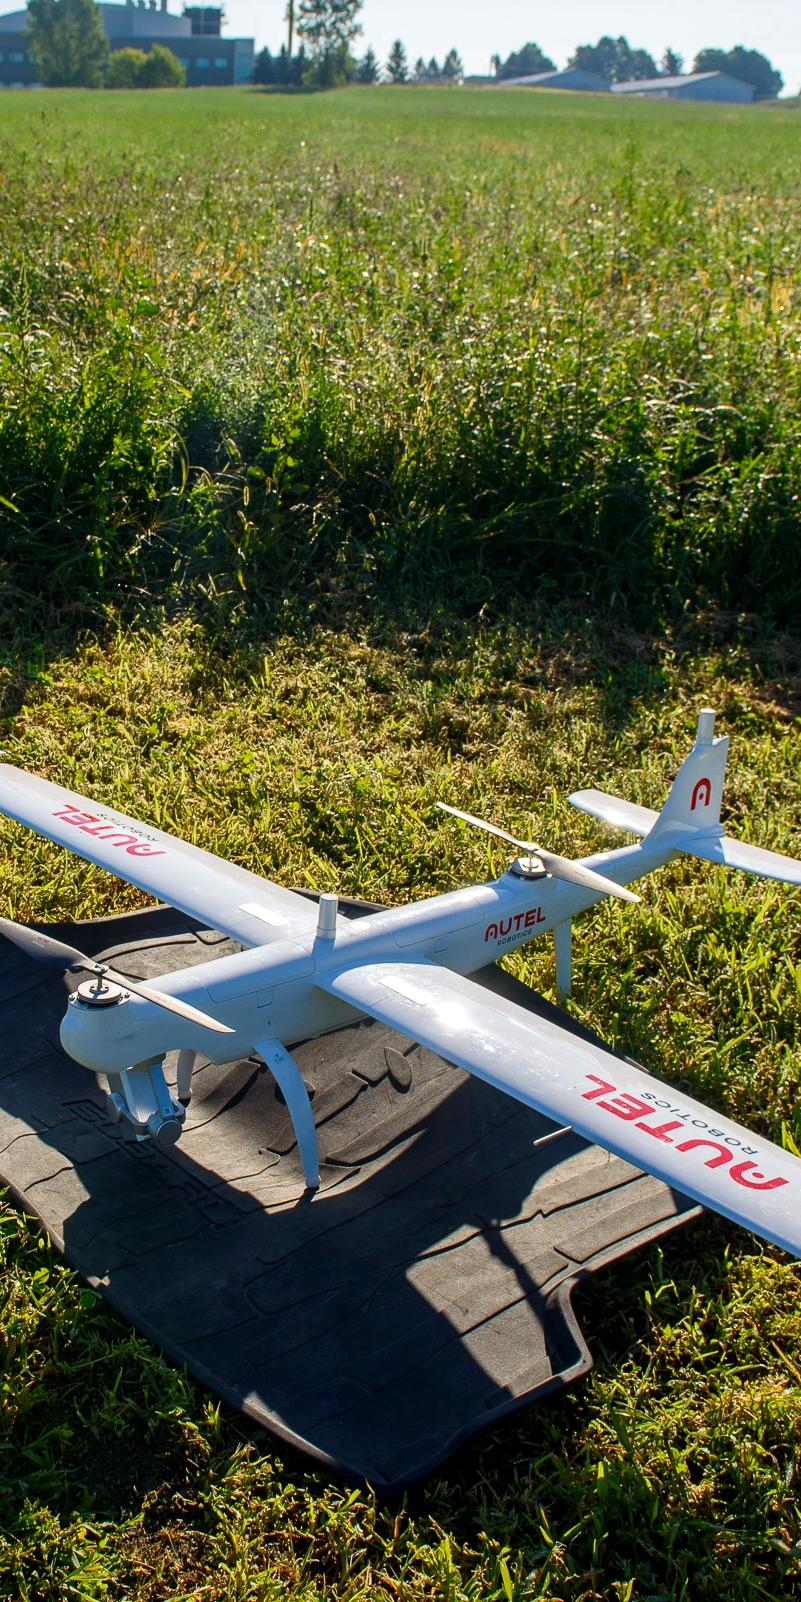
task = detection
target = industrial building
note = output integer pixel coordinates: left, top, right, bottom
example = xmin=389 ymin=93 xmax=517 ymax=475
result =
xmin=499 ymin=67 xmax=608 ymax=92
xmin=611 ymin=71 xmax=755 ymax=102
xmin=0 ymin=1 xmax=253 ymax=87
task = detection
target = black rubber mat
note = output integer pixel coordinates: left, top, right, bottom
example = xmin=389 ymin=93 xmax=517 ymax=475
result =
xmin=0 ymin=899 xmax=700 ymax=1490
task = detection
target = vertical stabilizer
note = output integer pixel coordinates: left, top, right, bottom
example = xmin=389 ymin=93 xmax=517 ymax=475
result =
xmin=647 ymin=708 xmax=728 ymax=842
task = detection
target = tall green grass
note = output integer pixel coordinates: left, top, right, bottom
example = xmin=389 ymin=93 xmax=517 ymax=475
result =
xmin=0 ymin=87 xmax=800 ymax=624
xmin=1 ymin=88 xmax=801 ymax=1602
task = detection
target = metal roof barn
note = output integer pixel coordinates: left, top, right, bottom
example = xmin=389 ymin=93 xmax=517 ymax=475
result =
xmin=499 ymin=67 xmax=609 ymax=92
xmin=612 ymin=72 xmax=755 ymax=102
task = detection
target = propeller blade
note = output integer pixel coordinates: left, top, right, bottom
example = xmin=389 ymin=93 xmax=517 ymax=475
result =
xmin=0 ymin=914 xmax=86 ymax=968
xmin=436 ymin=803 xmax=640 ymax=904
xmin=436 ymin=802 xmax=534 ymax=853
xmin=0 ymin=913 xmax=233 ymax=1035
xmin=104 ymin=968 xmax=234 ymax=1035
xmin=536 ymin=850 xmax=640 ymax=904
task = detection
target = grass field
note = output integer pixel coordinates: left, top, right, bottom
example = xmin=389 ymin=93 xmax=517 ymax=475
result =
xmin=1 ymin=86 xmax=800 ymax=1600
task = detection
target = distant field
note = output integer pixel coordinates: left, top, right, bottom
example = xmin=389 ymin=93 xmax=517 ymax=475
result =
xmin=1 ymin=87 xmax=800 ymax=1602
xmin=0 ymin=85 xmax=800 ymax=621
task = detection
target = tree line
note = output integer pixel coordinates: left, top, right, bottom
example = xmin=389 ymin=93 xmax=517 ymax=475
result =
xmin=19 ymin=0 xmax=787 ymax=100
xmin=254 ymin=38 xmax=463 ymax=87
xmin=259 ymin=7 xmax=784 ymax=100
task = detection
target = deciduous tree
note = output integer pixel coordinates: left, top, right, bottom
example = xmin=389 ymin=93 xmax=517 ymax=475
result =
xmin=495 ymin=41 xmax=554 ymax=80
xmin=106 ymin=42 xmax=185 ymax=86
xmin=570 ymin=36 xmax=656 ymax=83
xmin=138 ymin=43 xmax=185 ymax=86
xmin=627 ymin=47 xmax=657 ymax=80
xmin=106 ymin=46 xmax=146 ymax=87
xmin=297 ymin=0 xmax=361 ymax=86
xmin=692 ymin=44 xmax=782 ymax=98
xmin=26 ymin=0 xmax=108 ymax=87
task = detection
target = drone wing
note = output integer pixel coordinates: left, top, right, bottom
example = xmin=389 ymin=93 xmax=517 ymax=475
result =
xmin=0 ymin=764 xmax=324 ymax=947
xmin=320 ymin=959 xmax=801 ymax=1258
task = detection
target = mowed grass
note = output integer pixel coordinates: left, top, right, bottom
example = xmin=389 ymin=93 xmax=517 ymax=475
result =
xmin=0 ymin=87 xmax=800 ymax=1600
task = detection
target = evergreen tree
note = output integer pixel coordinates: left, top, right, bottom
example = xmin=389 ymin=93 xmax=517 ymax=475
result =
xmin=413 ymin=55 xmax=427 ymax=80
xmin=441 ymin=48 xmax=463 ymax=80
xmin=356 ymin=45 xmax=379 ymax=82
xmin=385 ymin=39 xmax=408 ymax=82
xmin=426 ymin=56 xmax=439 ymax=78
xmin=26 ymin=0 xmax=108 ymax=87
xmin=297 ymin=0 xmax=361 ymax=85
xmin=660 ymin=47 xmax=683 ymax=77
xmin=257 ymin=44 xmax=304 ymax=85
xmin=254 ymin=46 xmax=275 ymax=83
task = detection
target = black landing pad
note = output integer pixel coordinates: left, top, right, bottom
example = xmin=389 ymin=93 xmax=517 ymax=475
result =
xmin=0 ymin=900 xmax=700 ymax=1491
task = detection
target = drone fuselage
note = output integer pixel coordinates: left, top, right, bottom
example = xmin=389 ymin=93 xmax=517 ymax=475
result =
xmin=60 ymin=836 xmax=674 ymax=1077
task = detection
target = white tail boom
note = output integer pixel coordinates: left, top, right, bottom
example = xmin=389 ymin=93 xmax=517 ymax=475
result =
xmin=571 ymin=707 xmax=801 ymax=886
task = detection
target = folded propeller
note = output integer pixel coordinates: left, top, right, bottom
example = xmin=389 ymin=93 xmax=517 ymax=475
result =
xmin=436 ymin=803 xmax=640 ymax=905
xmin=0 ymin=915 xmax=233 ymax=1034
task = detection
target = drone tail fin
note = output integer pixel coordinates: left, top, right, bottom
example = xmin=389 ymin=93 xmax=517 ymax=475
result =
xmin=571 ymin=708 xmax=801 ymax=887
xmin=570 ymin=707 xmax=726 ymax=843
xmin=644 ymin=706 xmax=728 ymax=843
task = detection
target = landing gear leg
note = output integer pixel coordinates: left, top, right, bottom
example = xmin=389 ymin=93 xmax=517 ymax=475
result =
xmin=254 ymin=1036 xmax=320 ymax=1190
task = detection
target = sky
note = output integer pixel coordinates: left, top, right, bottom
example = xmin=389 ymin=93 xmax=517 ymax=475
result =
xmin=225 ymin=0 xmax=800 ymax=95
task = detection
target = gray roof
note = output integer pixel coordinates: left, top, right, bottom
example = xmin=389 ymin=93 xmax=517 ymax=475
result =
xmin=613 ymin=71 xmax=735 ymax=92
xmin=99 ymin=3 xmax=191 ymax=38
xmin=501 ymin=67 xmax=608 ymax=89
xmin=0 ymin=1 xmax=190 ymax=31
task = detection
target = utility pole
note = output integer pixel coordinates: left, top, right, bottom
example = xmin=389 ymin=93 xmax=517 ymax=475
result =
xmin=287 ymin=0 xmax=294 ymax=57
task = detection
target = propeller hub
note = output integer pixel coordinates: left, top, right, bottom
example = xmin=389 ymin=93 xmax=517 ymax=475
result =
xmin=509 ymin=855 xmax=546 ymax=879
xmin=75 ymin=977 xmax=128 ymax=1009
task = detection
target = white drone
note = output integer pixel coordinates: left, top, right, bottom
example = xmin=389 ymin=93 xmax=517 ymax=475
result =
xmin=0 ymin=708 xmax=799 ymax=1259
